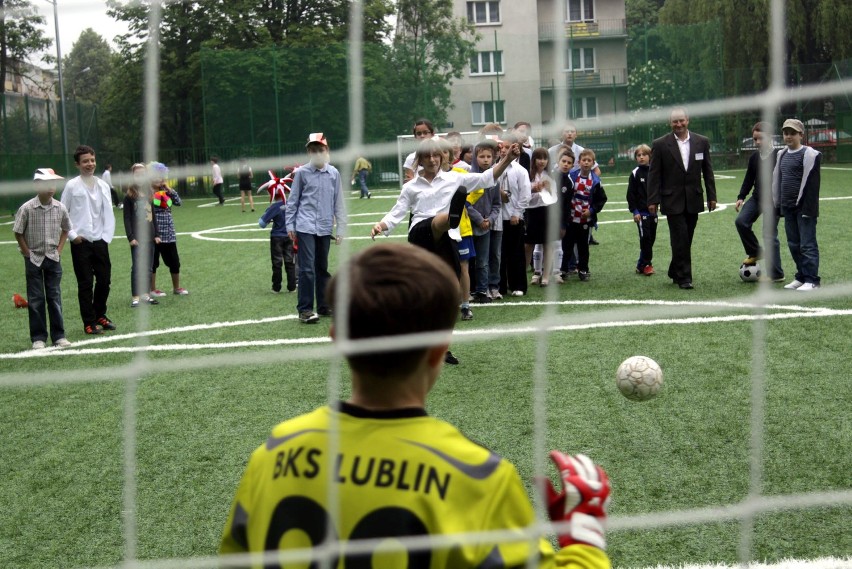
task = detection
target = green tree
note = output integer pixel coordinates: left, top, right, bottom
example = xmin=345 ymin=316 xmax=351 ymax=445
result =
xmin=388 ymin=0 xmax=479 ymax=128
xmin=63 ymin=29 xmax=114 ymax=103
xmin=625 ymin=0 xmax=666 ymax=67
xmin=0 ymin=0 xmax=52 ymax=94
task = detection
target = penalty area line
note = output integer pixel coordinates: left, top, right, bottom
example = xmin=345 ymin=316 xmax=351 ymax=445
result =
xmin=3 ymin=305 xmax=849 ymax=359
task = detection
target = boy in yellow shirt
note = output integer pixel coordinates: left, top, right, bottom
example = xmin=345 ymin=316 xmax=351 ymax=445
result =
xmin=220 ymin=243 xmax=612 ymax=568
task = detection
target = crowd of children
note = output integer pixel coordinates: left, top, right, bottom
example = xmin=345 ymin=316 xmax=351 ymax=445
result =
xmin=12 ymin=115 xmax=822 ymax=351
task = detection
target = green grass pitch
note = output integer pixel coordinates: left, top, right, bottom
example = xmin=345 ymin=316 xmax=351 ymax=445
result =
xmin=1 ymin=167 xmax=850 ymax=568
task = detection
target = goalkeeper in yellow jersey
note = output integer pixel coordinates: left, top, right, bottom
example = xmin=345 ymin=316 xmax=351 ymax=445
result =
xmin=220 ymin=242 xmax=612 ymax=568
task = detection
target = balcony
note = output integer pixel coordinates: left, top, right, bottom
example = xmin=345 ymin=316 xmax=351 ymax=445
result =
xmin=540 ymin=68 xmax=628 ymax=90
xmin=538 ymin=19 xmax=627 ymax=41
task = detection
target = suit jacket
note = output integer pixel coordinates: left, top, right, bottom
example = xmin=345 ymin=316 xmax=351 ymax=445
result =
xmin=647 ymin=132 xmax=716 ymax=216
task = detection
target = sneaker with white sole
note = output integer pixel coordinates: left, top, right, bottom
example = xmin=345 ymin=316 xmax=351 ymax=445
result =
xmin=32 ymin=340 xmax=46 ymax=350
xmin=53 ymin=338 xmax=72 ymax=348
xmin=150 ymin=289 xmax=167 ymax=297
xmin=531 ymin=273 xmax=541 ymax=285
xmin=173 ymin=288 xmax=189 ymax=295
xmin=784 ymin=279 xmax=804 ymax=290
xmin=511 ymin=290 xmax=524 ymax=297
xmin=299 ymin=311 xmax=320 ymax=324
xmin=797 ymin=282 xmax=820 ymax=291
xmin=489 ymin=288 xmax=502 ymax=300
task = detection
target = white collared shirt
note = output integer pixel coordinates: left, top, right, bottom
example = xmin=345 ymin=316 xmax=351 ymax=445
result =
xmin=500 ymin=161 xmax=531 ymax=220
xmin=676 ymin=132 xmax=691 ymax=170
xmin=60 ymin=175 xmax=116 ymax=243
xmin=380 ymin=168 xmax=498 ymax=234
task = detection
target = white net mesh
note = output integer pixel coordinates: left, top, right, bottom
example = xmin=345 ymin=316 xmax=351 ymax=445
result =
xmin=1 ymin=0 xmax=851 ymax=567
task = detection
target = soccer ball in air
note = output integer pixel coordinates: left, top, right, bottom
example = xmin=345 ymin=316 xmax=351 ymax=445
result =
xmin=739 ymin=262 xmax=761 ymax=282
xmin=616 ymin=356 xmax=663 ymax=401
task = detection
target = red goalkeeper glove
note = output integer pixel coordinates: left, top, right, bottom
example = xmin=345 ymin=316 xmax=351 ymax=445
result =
xmin=538 ymin=452 xmax=610 ymax=550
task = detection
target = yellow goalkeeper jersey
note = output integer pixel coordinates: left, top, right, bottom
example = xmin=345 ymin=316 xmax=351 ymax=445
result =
xmin=220 ymin=402 xmax=610 ymax=569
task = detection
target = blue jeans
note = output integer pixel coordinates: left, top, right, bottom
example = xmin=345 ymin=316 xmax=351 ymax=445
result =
xmin=296 ymin=232 xmax=331 ymax=314
xmin=358 ymin=169 xmax=369 ymax=198
xmin=25 ymin=257 xmax=65 ymax=343
xmin=472 ymin=233 xmax=490 ymax=294
xmin=735 ymin=197 xmax=784 ymax=279
xmin=488 ymin=230 xmax=502 ymax=289
xmin=782 ymin=207 xmax=820 ymax=284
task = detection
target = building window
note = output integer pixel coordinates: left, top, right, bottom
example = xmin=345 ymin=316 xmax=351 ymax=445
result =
xmin=565 ymin=47 xmax=595 ymax=71
xmin=566 ymin=0 xmax=594 ymax=22
xmin=470 ymin=51 xmax=503 ymax=75
xmin=471 ymin=100 xmax=505 ymax=125
xmin=467 ymin=1 xmax=500 ymax=25
xmin=572 ymin=97 xmax=597 ymax=119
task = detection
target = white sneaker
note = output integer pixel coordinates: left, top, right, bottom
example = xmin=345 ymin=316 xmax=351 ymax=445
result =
xmin=489 ymin=288 xmax=502 ymax=300
xmin=553 ymin=273 xmax=564 ymax=284
xmin=511 ymin=290 xmax=524 ymax=297
xmin=531 ymin=273 xmax=541 ymax=285
xmin=32 ymin=340 xmax=46 ymax=350
xmin=53 ymin=338 xmax=72 ymax=348
xmin=784 ymin=279 xmax=804 ymax=290
xmin=447 ymin=227 xmax=462 ymax=241
xmin=797 ymin=282 xmax=819 ymax=291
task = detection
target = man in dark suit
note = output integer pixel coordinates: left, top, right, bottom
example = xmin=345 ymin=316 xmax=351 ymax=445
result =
xmin=647 ymin=107 xmax=717 ymax=289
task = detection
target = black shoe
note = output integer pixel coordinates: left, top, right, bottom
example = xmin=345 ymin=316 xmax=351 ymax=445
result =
xmin=589 ymin=236 xmax=600 ymax=245
xmin=679 ymin=281 xmax=694 ymax=290
xmin=472 ymin=291 xmax=492 ymax=304
xmin=448 ymin=186 xmax=467 ymax=229
xmin=97 ymin=316 xmax=117 ymax=331
xmin=461 ymin=307 xmax=473 ymax=321
xmin=444 ymin=351 xmax=459 ymax=365
xmin=318 ymin=308 xmax=333 ymax=317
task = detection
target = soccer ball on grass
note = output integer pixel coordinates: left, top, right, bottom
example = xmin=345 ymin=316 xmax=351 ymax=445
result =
xmin=616 ymin=356 xmax=663 ymax=401
xmin=739 ymin=262 xmax=761 ymax=282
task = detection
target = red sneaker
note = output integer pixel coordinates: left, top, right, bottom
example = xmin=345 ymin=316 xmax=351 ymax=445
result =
xmin=643 ymin=265 xmax=655 ymax=275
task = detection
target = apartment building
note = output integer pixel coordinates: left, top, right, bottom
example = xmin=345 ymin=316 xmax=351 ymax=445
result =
xmin=447 ymin=0 xmax=628 ymax=141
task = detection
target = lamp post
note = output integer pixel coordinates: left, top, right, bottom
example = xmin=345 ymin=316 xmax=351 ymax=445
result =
xmin=45 ymin=0 xmax=69 ymax=173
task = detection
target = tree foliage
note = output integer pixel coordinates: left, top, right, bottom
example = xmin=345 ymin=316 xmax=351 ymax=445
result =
xmin=390 ymin=0 xmax=478 ymax=126
xmin=63 ymin=29 xmax=114 ymax=103
xmin=0 ymin=0 xmax=51 ymax=94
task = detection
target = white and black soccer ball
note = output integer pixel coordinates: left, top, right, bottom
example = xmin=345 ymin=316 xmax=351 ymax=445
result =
xmin=739 ymin=262 xmax=762 ymax=282
xmin=616 ymin=356 xmax=663 ymax=401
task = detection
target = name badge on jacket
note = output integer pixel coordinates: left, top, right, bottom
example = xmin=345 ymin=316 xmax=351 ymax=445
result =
xmin=695 ymin=153 xmax=704 ymax=161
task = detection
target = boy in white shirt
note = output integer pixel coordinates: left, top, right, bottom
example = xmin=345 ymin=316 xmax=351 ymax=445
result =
xmin=60 ymin=145 xmax=116 ymax=335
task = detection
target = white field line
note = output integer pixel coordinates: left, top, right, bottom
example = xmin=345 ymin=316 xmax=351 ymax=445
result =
xmin=2 ymin=300 xmax=849 ymax=359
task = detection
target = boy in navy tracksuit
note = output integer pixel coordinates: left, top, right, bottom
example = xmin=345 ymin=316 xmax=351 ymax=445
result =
xmin=259 ymin=184 xmax=296 ymax=293
xmin=560 ymin=149 xmax=607 ymax=281
xmin=626 ymin=144 xmax=657 ymax=275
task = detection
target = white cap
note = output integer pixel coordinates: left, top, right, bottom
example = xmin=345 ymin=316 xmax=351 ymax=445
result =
xmin=33 ymin=168 xmax=64 ymax=181
xmin=305 ymin=133 xmax=328 ymax=148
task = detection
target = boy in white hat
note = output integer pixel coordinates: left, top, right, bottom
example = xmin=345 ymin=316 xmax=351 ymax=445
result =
xmin=13 ymin=169 xmax=73 ymax=349
xmin=285 ymin=133 xmax=346 ymax=323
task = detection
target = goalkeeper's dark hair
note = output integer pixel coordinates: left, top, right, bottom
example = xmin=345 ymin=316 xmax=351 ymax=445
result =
xmin=327 ymin=243 xmax=459 ymax=379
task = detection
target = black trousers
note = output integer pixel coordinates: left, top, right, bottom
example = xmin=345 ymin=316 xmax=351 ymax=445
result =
xmin=561 ymin=223 xmax=591 ymax=273
xmin=666 ymin=212 xmax=698 ymax=284
xmin=500 ymin=221 xmax=527 ymax=294
xmin=635 ymin=215 xmax=658 ymax=269
xmin=70 ymin=239 xmax=112 ymax=327
xmin=270 ymin=235 xmax=297 ymax=292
